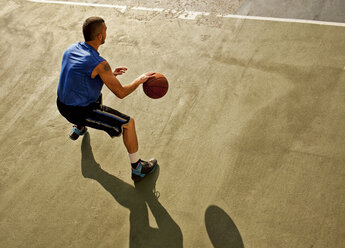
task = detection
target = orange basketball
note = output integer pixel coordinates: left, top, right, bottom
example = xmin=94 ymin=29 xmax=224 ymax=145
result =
xmin=143 ymin=73 xmax=169 ymax=99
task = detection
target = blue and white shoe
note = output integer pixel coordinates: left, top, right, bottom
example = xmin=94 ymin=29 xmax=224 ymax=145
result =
xmin=69 ymin=125 xmax=87 ymax=140
xmin=132 ymin=158 xmax=158 ymax=183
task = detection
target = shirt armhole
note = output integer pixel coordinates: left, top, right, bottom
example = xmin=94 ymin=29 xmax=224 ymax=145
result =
xmin=88 ymin=57 xmax=106 ymax=78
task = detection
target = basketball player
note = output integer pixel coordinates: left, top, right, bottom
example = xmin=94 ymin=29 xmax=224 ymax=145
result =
xmin=57 ymin=17 xmax=157 ymax=182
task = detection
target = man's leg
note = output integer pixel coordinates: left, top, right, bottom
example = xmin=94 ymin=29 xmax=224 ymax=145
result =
xmin=122 ymin=118 xmax=138 ymax=154
xmin=76 ymin=103 xmax=157 ymax=182
xmin=56 ymin=98 xmax=88 ymax=140
xmin=122 ymin=118 xmax=157 ymax=183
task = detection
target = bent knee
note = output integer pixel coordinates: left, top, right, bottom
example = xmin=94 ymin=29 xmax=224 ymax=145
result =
xmin=123 ymin=118 xmax=134 ymax=129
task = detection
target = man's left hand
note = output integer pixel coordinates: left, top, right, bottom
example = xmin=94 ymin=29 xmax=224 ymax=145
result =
xmin=113 ymin=67 xmax=127 ymax=76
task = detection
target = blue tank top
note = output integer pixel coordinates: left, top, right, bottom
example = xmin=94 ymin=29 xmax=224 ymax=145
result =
xmin=57 ymin=42 xmax=105 ymax=106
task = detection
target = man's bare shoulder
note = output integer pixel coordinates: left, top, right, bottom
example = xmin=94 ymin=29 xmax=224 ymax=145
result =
xmin=98 ymin=60 xmax=111 ymax=72
xmin=92 ymin=60 xmax=111 ymax=78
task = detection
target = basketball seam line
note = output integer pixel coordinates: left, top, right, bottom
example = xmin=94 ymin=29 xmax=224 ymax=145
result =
xmin=146 ymin=77 xmax=164 ymax=84
xmin=146 ymin=86 xmax=168 ymax=89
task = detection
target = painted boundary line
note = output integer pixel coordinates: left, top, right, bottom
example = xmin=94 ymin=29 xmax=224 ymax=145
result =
xmin=29 ymin=0 xmax=128 ymax=12
xmin=28 ymin=0 xmax=345 ymax=26
xmin=220 ymin=14 xmax=345 ymax=27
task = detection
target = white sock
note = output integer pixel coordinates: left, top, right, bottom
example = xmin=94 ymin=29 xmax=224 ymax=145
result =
xmin=129 ymin=152 xmax=140 ymax=164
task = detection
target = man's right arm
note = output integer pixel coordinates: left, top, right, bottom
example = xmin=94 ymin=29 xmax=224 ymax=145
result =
xmin=94 ymin=61 xmax=139 ymax=99
xmin=95 ymin=61 xmax=153 ymax=99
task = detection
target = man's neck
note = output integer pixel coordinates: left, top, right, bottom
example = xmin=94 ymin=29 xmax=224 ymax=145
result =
xmin=85 ymin=41 xmax=99 ymax=51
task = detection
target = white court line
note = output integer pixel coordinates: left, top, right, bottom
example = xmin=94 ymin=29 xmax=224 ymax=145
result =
xmin=28 ymin=0 xmax=345 ymax=26
xmin=131 ymin=6 xmax=164 ymax=12
xmin=28 ymin=0 xmax=127 ymax=13
xmin=218 ymin=14 xmax=345 ymax=27
xmin=178 ymin=10 xmax=210 ymax=20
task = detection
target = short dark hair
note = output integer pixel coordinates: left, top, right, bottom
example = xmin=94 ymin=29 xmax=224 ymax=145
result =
xmin=82 ymin=17 xmax=105 ymax=41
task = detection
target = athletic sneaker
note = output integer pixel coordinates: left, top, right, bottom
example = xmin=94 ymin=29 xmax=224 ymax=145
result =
xmin=132 ymin=158 xmax=158 ymax=183
xmin=69 ymin=125 xmax=87 ymax=140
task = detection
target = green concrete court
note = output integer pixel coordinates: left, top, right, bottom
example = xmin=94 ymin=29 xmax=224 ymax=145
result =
xmin=0 ymin=0 xmax=344 ymax=247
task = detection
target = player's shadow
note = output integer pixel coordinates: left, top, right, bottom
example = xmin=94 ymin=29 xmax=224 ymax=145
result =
xmin=81 ymin=132 xmax=183 ymax=248
xmin=205 ymin=205 xmax=244 ymax=248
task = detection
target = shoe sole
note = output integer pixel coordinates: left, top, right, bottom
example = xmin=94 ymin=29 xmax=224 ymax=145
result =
xmin=69 ymin=133 xmax=79 ymax=140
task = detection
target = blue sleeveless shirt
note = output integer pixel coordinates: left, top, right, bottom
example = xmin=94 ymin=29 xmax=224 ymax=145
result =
xmin=57 ymin=42 xmax=105 ymax=106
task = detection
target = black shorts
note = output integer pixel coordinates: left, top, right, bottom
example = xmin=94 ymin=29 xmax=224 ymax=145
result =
xmin=57 ymin=96 xmax=130 ymax=137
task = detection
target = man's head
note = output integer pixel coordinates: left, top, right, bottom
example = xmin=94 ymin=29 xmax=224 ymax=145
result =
xmin=82 ymin=17 xmax=107 ymax=44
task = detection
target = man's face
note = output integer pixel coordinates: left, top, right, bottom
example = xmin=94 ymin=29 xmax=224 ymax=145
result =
xmin=100 ymin=23 xmax=107 ymax=44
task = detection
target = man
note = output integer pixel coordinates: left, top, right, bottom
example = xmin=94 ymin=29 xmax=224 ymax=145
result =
xmin=57 ymin=16 xmax=157 ymax=183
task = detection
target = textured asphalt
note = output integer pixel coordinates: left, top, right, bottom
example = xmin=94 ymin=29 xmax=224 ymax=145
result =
xmin=1 ymin=0 xmax=344 ymax=247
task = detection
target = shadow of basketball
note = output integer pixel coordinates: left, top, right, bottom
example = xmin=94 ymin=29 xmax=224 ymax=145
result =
xmin=205 ymin=205 xmax=244 ymax=248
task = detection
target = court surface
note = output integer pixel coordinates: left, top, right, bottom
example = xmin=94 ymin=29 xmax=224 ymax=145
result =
xmin=1 ymin=0 xmax=345 ymax=247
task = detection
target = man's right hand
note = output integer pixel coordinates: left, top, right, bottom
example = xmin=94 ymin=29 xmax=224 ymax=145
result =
xmin=136 ymin=72 xmax=155 ymax=84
